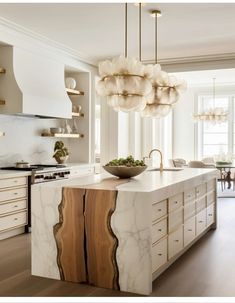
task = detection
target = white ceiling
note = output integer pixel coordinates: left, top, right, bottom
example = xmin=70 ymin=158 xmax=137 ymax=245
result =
xmin=0 ymin=3 xmax=235 ymax=64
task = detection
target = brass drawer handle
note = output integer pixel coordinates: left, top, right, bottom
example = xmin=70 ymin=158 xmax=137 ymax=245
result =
xmin=174 ymin=239 xmax=179 ymax=242
xmin=158 ymin=253 xmax=162 ymax=256
xmin=158 ymin=229 xmax=162 ymax=232
xmin=13 ymin=192 xmax=18 ymax=195
xmin=13 ymin=205 xmax=18 ymax=208
xmin=14 ymin=218 xmax=18 ymax=221
xmin=188 ymin=229 xmax=192 ymax=231
xmin=158 ymin=209 xmax=162 ymax=212
xmin=208 ymin=214 xmax=213 ymax=216
xmin=199 ymin=220 xmax=203 ymax=223
xmin=174 ymin=201 xmax=178 ymax=204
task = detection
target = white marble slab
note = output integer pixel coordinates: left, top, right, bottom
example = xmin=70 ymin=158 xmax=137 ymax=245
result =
xmin=0 ymin=170 xmax=31 ymax=178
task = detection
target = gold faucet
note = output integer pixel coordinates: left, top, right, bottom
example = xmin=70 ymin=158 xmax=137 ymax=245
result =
xmin=148 ymin=149 xmax=164 ymax=172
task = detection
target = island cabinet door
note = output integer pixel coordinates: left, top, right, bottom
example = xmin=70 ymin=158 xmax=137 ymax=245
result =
xmin=53 ymin=187 xmax=119 ymax=291
xmin=152 ymin=238 xmax=167 ymax=273
xmin=168 ymin=226 xmax=183 ymax=260
xmin=184 ymin=216 xmax=196 ymax=247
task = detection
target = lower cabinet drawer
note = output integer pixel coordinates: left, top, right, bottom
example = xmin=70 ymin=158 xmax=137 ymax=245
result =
xmin=0 ymin=177 xmax=27 ymax=189
xmin=168 ymin=226 xmax=183 ymax=260
xmin=0 ymin=211 xmax=27 ymax=232
xmin=169 ymin=207 xmax=183 ymax=233
xmin=184 ymin=201 xmax=196 ymax=221
xmin=184 ymin=216 xmax=196 ymax=247
xmin=196 ymin=196 xmax=206 ymax=213
xmin=206 ymin=204 xmax=215 ymax=227
xmin=152 ymin=218 xmax=167 ymax=244
xmin=184 ymin=188 xmax=195 ymax=204
xmin=0 ymin=199 xmax=27 ymax=215
xmin=152 ymin=200 xmax=167 ymax=222
xmin=196 ymin=209 xmax=207 ymax=235
xmin=207 ymin=191 xmax=216 ymax=206
xmin=207 ymin=179 xmax=215 ymax=192
xmin=152 ymin=238 xmax=167 ymax=273
xmin=0 ymin=187 xmax=27 ymax=202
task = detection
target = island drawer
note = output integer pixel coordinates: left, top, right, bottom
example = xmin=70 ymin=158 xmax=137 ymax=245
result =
xmin=196 ymin=209 xmax=207 ymax=235
xmin=206 ymin=204 xmax=215 ymax=227
xmin=0 ymin=199 xmax=27 ymax=215
xmin=152 ymin=218 xmax=167 ymax=244
xmin=207 ymin=191 xmax=216 ymax=206
xmin=168 ymin=193 xmax=183 ymax=212
xmin=196 ymin=184 xmax=206 ymax=199
xmin=196 ymin=196 xmax=206 ymax=213
xmin=207 ymin=179 xmax=216 ymax=192
xmin=0 ymin=211 xmax=27 ymax=232
xmin=184 ymin=188 xmax=195 ymax=204
xmin=152 ymin=200 xmax=167 ymax=222
xmin=0 ymin=177 xmax=27 ymax=189
xmin=0 ymin=187 xmax=27 ymax=203
xmin=152 ymin=238 xmax=167 ymax=273
xmin=184 ymin=202 xmax=196 ymax=221
xmin=168 ymin=226 xmax=183 ymax=259
xmin=168 ymin=207 xmax=183 ymax=233
xmin=184 ymin=216 xmax=196 ymax=246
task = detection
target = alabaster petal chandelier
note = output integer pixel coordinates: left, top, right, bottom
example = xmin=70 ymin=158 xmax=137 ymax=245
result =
xmin=193 ymin=78 xmax=228 ymax=124
xmin=96 ymin=4 xmax=153 ymax=112
xmin=96 ymin=4 xmax=187 ymax=116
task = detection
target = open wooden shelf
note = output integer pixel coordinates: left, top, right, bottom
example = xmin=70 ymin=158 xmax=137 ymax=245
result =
xmin=72 ymin=112 xmax=84 ymax=117
xmin=41 ymin=133 xmax=84 ymax=138
xmin=0 ymin=100 xmax=5 ymax=105
xmin=66 ymin=88 xmax=84 ymax=96
xmin=0 ymin=68 xmax=6 ymax=74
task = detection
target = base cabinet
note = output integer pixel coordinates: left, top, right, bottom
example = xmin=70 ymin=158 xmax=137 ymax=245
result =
xmin=152 ymin=177 xmax=217 ymax=275
xmin=0 ymin=176 xmax=28 ymax=240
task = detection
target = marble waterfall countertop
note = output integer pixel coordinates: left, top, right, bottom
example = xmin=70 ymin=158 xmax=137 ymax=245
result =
xmin=31 ymin=167 xmax=219 ymax=296
xmin=32 ymin=167 xmax=219 ymax=193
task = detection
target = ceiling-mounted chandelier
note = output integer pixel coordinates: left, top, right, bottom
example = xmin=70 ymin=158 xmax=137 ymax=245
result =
xmin=193 ymin=78 xmax=228 ymax=124
xmin=96 ymin=3 xmax=153 ymax=112
xmin=141 ymin=9 xmax=187 ymax=118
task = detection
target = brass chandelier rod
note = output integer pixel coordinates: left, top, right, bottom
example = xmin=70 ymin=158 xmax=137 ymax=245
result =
xmin=139 ymin=3 xmax=142 ymax=61
xmin=125 ymin=3 xmax=128 ymax=57
xmin=150 ymin=10 xmax=162 ymax=64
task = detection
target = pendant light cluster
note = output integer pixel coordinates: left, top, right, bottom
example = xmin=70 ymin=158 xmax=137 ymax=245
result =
xmin=193 ymin=78 xmax=228 ymax=124
xmin=96 ymin=4 xmax=187 ymax=118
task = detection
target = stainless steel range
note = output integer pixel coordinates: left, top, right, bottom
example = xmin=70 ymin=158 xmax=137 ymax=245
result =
xmin=1 ymin=164 xmax=70 ymax=184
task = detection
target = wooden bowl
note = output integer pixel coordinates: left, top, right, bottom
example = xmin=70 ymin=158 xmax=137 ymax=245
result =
xmin=103 ymin=165 xmax=147 ymax=178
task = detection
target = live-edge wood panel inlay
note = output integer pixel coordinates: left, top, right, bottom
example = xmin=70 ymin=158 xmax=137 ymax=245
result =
xmin=53 ymin=187 xmax=119 ymax=290
xmin=53 ymin=188 xmax=87 ymax=283
xmin=85 ymin=189 xmax=119 ymax=290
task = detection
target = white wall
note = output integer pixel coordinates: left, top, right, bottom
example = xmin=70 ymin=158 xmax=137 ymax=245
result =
xmin=172 ymin=88 xmax=196 ymax=162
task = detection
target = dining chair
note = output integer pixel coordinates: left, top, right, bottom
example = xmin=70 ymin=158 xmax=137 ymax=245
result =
xmin=172 ymin=158 xmax=187 ymax=167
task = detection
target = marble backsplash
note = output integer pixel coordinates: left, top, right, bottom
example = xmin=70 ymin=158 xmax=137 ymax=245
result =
xmin=0 ymin=115 xmax=62 ymax=166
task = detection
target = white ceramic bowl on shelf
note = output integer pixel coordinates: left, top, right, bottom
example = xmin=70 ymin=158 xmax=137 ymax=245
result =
xmin=50 ymin=127 xmax=64 ymax=134
xmin=65 ymin=77 xmax=76 ymax=89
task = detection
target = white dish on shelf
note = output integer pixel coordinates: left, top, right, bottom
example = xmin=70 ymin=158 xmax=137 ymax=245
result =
xmin=65 ymin=77 xmax=76 ymax=89
xmin=50 ymin=127 xmax=64 ymax=134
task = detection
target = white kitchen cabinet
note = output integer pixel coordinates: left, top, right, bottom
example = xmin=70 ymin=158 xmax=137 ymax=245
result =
xmin=152 ymin=176 xmax=217 ymax=275
xmin=0 ymin=174 xmax=28 ymax=240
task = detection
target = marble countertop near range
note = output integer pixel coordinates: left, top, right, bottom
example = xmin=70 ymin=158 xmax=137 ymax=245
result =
xmin=32 ymin=167 xmax=219 ymax=193
xmin=0 ymin=170 xmax=31 ymax=179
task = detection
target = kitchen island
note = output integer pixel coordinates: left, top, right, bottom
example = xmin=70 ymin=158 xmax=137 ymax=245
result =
xmin=31 ymin=168 xmax=218 ymax=295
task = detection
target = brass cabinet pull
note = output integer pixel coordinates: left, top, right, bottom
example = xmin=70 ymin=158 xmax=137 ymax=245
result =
xmin=199 ymin=220 xmax=203 ymax=223
xmin=174 ymin=239 xmax=179 ymax=242
xmin=13 ymin=192 xmax=18 ymax=195
xmin=188 ymin=229 xmax=192 ymax=231
xmin=13 ymin=205 xmax=18 ymax=208
xmin=14 ymin=218 xmax=18 ymax=221
xmin=158 ymin=229 xmax=162 ymax=232
xmin=158 ymin=253 xmax=162 ymax=256
xmin=208 ymin=214 xmax=213 ymax=216
xmin=158 ymin=209 xmax=162 ymax=212
xmin=174 ymin=201 xmax=178 ymax=204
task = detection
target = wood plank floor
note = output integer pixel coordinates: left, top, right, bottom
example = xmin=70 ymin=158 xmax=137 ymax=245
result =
xmin=0 ymin=198 xmax=234 ymax=297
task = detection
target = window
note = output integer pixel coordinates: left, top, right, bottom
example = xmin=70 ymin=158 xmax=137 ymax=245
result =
xmin=197 ymin=95 xmax=234 ymax=160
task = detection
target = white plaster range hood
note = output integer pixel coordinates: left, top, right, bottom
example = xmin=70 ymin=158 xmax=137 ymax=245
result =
xmin=0 ymin=46 xmax=72 ymax=118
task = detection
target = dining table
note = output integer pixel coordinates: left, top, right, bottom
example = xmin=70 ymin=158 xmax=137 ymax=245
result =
xmin=215 ymin=161 xmax=235 ymax=189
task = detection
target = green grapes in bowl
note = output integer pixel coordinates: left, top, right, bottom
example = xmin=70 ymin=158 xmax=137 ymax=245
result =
xmin=103 ymin=155 xmax=147 ymax=178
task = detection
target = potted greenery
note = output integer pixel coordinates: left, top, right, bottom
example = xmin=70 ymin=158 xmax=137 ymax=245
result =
xmin=53 ymin=141 xmax=69 ymax=164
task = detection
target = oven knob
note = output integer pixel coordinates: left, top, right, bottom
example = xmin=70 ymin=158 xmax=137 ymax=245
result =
xmin=44 ymin=176 xmax=49 ymax=180
xmin=60 ymin=172 xmax=65 ymax=177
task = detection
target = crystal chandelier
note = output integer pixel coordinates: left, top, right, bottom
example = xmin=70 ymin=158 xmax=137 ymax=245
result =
xmin=96 ymin=4 xmax=153 ymax=112
xmin=141 ymin=10 xmax=187 ymax=118
xmin=193 ymin=78 xmax=228 ymax=124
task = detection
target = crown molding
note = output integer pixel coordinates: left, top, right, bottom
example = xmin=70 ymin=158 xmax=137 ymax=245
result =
xmin=0 ymin=17 xmax=97 ymax=67
xmin=143 ymin=52 xmax=235 ymax=68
